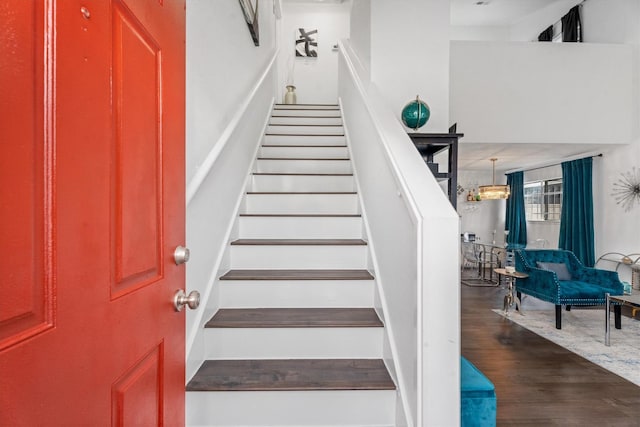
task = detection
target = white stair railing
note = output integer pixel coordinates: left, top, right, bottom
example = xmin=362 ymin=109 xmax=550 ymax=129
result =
xmin=338 ymin=40 xmax=461 ymax=427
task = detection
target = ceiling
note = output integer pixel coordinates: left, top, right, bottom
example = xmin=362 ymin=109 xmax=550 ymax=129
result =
xmin=456 ymin=142 xmax=619 ymax=172
xmin=450 ymin=0 xmax=562 ymax=27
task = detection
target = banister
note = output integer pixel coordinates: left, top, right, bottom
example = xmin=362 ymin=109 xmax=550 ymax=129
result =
xmin=338 ymin=39 xmax=460 ymax=426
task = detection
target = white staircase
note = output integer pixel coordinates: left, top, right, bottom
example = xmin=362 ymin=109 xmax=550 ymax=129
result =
xmin=186 ymin=104 xmax=397 ymax=426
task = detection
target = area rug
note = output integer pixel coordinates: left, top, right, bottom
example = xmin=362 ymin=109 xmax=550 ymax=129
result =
xmin=493 ymin=307 xmax=640 ymax=387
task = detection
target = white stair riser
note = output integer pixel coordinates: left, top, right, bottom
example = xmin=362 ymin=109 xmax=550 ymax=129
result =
xmin=270 ymin=116 xmax=342 ymax=126
xmin=264 ymin=134 xmax=346 ymax=145
xmin=218 ymin=280 xmax=374 ymax=308
xmin=186 ymin=390 xmax=396 ymax=426
xmin=271 ymin=109 xmax=341 ymax=117
xmin=244 ymin=194 xmax=359 ymax=214
xmin=274 ymin=104 xmax=339 ymax=110
xmin=230 ymin=245 xmax=367 ymax=269
xmin=268 ymin=125 xmax=343 ymax=135
xmin=238 ymin=216 xmax=362 ymax=239
xmin=251 ymin=175 xmax=355 ymax=192
xmin=260 ymin=145 xmax=349 ymax=159
xmin=204 ymin=328 xmax=383 ymax=359
xmin=255 ymin=159 xmax=351 ymax=174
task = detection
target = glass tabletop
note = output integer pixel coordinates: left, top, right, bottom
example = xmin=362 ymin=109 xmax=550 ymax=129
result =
xmin=609 ymin=293 xmax=640 ymax=307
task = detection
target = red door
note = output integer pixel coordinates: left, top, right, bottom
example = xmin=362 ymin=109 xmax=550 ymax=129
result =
xmin=0 ymin=0 xmax=186 ymax=425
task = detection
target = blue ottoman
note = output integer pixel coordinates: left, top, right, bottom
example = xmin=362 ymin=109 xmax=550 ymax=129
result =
xmin=461 ymin=357 xmax=496 ymax=427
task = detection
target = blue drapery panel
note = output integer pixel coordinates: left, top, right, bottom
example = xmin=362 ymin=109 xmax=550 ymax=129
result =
xmin=505 ymin=171 xmax=527 ymax=247
xmin=559 ymin=157 xmax=595 ymax=266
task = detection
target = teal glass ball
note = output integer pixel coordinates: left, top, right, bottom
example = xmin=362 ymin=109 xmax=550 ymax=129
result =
xmin=401 ymin=98 xmax=430 ymax=130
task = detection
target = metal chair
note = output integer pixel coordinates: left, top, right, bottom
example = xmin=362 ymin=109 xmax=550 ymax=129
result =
xmin=461 ymin=241 xmax=481 ymax=275
xmin=475 ymin=243 xmax=501 ymax=282
xmin=461 ymin=242 xmax=500 ymax=284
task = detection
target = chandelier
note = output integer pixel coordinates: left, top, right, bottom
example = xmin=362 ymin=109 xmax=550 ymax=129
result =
xmin=478 ymin=158 xmax=510 ymax=200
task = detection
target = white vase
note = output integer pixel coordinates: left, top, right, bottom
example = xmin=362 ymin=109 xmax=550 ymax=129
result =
xmin=284 ymin=85 xmax=297 ymax=104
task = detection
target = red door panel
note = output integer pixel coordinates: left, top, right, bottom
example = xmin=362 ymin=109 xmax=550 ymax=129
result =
xmin=112 ymin=0 xmax=163 ymax=298
xmin=0 ymin=0 xmax=54 ymax=350
xmin=112 ymin=344 xmax=164 ymax=426
xmin=0 ymin=0 xmax=185 ymax=425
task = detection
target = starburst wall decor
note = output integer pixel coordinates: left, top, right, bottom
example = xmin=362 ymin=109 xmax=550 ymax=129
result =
xmin=612 ymin=167 xmax=640 ymax=212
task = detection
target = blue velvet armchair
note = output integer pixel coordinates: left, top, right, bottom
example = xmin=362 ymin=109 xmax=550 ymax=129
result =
xmin=514 ymin=249 xmax=624 ymax=329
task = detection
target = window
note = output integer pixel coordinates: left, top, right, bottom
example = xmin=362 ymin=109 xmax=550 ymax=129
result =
xmin=524 ymin=179 xmax=562 ymax=221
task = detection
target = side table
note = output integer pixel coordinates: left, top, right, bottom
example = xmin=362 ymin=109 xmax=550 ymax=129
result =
xmin=494 ymin=268 xmax=529 ymax=315
xmin=605 ymin=293 xmax=638 ymax=346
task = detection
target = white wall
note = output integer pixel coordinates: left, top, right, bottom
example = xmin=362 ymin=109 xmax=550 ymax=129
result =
xmin=450 ymin=25 xmax=509 ymax=42
xmin=587 ymin=0 xmax=640 ymax=273
xmin=348 ymin=0 xmax=371 ymax=79
xmin=582 ymin=0 xmax=640 ymax=43
xmin=185 ymin=0 xmax=279 ymax=380
xmin=457 ymin=170 xmax=506 ymax=245
xmin=595 ymin=145 xmax=640 ymax=280
xmin=450 ymin=41 xmax=634 ymax=145
xmin=367 ymin=0 xmax=450 ymax=133
xmin=277 ymin=1 xmax=351 ymax=104
xmin=187 ymin=0 xmax=277 ymax=183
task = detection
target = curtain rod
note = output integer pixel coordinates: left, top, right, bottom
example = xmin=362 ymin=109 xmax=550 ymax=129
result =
xmin=505 ymin=153 xmax=603 ymax=175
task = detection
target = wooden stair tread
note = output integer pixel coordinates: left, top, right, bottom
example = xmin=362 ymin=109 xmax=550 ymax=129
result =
xmin=257 ymin=157 xmax=350 ymax=161
xmin=186 ymin=359 xmax=395 ymax=391
xmin=239 ymin=213 xmax=361 ymax=217
xmin=266 ymin=133 xmax=345 ymax=137
xmin=261 ymin=144 xmax=347 ymax=148
xmin=220 ymin=269 xmax=374 ymax=281
xmin=269 ymin=124 xmax=344 ymax=127
xmin=274 ymin=102 xmax=340 ymax=108
xmin=273 ymin=104 xmax=340 ymax=111
xmin=206 ymin=308 xmax=383 ymax=328
xmin=271 ymin=115 xmax=341 ymax=118
xmin=230 ymin=239 xmax=366 ymax=246
xmin=252 ymin=172 xmax=353 ymax=176
xmin=246 ymin=191 xmax=357 ymax=195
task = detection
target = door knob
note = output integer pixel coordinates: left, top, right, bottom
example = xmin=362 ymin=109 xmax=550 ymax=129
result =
xmin=174 ymin=246 xmax=190 ymax=265
xmin=174 ymin=289 xmax=200 ymax=312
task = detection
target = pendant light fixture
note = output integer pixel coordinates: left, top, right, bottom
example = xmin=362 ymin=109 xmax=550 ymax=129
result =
xmin=478 ymin=158 xmax=510 ymax=200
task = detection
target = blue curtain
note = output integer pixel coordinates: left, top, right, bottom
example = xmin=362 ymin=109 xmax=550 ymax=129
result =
xmin=505 ymin=171 xmax=527 ymax=248
xmin=559 ymin=158 xmax=595 ymax=266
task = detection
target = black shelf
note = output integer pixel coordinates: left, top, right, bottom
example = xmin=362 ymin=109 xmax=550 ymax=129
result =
xmin=408 ymin=131 xmax=462 ymax=209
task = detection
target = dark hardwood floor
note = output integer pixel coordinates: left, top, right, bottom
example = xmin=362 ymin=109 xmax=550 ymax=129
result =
xmin=462 ymin=282 xmax=640 ymax=426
